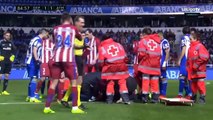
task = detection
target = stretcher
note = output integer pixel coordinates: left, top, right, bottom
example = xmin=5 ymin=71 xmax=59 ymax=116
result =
xmin=160 ymin=98 xmax=194 ymax=106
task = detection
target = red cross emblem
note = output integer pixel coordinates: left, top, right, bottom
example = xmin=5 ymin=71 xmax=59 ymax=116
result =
xmin=147 ymin=39 xmax=157 ymax=51
xmin=107 ymin=45 xmax=119 ymax=57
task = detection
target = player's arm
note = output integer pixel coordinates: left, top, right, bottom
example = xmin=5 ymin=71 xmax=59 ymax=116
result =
xmin=9 ymin=42 xmax=16 ymax=62
xmin=74 ymin=27 xmax=82 ymax=40
xmin=193 ymin=45 xmax=209 ymax=70
xmin=177 ymin=39 xmax=186 ymax=66
xmin=33 ymin=41 xmax=41 ymax=61
xmin=0 ymin=41 xmax=4 ymax=61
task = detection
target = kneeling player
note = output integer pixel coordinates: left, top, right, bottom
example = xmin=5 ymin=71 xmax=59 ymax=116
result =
xmin=187 ymin=30 xmax=209 ymax=104
xmin=98 ymin=34 xmax=130 ymax=104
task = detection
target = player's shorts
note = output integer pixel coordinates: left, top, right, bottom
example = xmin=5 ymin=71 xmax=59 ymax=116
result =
xmin=179 ymin=65 xmax=187 ymax=77
xmin=27 ymin=63 xmax=40 ymax=78
xmin=49 ymin=61 xmax=78 ymax=80
xmin=75 ymin=55 xmax=83 ymax=76
xmin=40 ymin=63 xmax=50 ymax=77
xmin=0 ymin=62 xmax=12 ymax=74
xmin=161 ymin=69 xmax=167 ymax=79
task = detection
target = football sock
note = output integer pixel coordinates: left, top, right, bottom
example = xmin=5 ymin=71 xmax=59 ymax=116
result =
xmin=72 ymin=87 xmax=78 ymax=107
xmin=45 ymin=88 xmax=55 ymax=107
xmin=28 ymin=82 xmax=31 ymax=97
xmin=62 ymin=86 xmax=72 ymax=101
xmin=41 ymin=80 xmax=46 ymax=95
xmin=35 ymin=80 xmax=43 ymax=94
xmin=160 ymin=80 xmax=167 ymax=96
xmin=77 ymin=85 xmax=82 ymax=106
xmin=2 ymin=79 xmax=9 ymax=91
xmin=185 ymin=80 xmax=192 ymax=96
xmin=30 ymin=77 xmax=37 ymax=98
xmin=178 ymin=78 xmax=185 ymax=96
xmin=57 ymin=81 xmax=64 ymax=101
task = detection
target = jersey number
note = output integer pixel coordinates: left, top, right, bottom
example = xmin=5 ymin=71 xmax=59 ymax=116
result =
xmin=57 ymin=35 xmax=72 ymax=47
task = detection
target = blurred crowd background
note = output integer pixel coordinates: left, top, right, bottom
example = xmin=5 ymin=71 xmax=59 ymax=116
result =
xmin=0 ymin=28 xmax=212 ymax=67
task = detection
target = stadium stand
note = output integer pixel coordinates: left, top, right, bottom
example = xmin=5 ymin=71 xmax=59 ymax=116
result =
xmin=0 ymin=28 xmax=212 ymax=66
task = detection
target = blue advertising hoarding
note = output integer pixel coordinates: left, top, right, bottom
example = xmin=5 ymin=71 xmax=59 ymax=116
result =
xmin=0 ymin=4 xmax=213 ymax=15
xmin=9 ymin=67 xmax=213 ymax=80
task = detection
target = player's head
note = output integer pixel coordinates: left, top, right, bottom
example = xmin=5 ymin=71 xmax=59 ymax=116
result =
xmin=38 ymin=28 xmax=49 ymax=39
xmin=3 ymin=31 xmax=12 ymax=41
xmin=190 ymin=31 xmax=198 ymax=42
xmin=142 ymin=27 xmax=152 ymax=36
xmin=102 ymin=33 xmax=111 ymax=41
xmin=85 ymin=29 xmax=93 ymax=40
xmin=74 ymin=16 xmax=85 ymax=32
xmin=81 ymin=31 xmax=86 ymax=39
xmin=158 ymin=31 xmax=164 ymax=40
xmin=190 ymin=28 xmax=199 ymax=41
xmin=61 ymin=12 xmax=73 ymax=24
xmin=182 ymin=26 xmax=190 ymax=35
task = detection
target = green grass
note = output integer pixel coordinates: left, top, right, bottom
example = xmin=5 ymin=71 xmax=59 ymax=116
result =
xmin=0 ymin=80 xmax=212 ymax=120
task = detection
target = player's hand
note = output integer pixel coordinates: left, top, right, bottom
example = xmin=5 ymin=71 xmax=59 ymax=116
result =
xmin=162 ymin=67 xmax=166 ymax=70
xmin=36 ymin=60 xmax=41 ymax=66
xmin=10 ymin=55 xmax=15 ymax=62
xmin=176 ymin=60 xmax=181 ymax=66
xmin=0 ymin=56 xmax=4 ymax=61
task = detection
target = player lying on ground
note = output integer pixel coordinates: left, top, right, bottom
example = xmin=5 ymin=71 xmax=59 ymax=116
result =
xmin=61 ymin=72 xmax=137 ymax=107
xmin=187 ymin=29 xmax=209 ymax=104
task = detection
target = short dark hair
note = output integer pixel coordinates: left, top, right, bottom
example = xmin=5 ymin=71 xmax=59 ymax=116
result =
xmin=4 ymin=31 xmax=11 ymax=35
xmin=85 ymin=29 xmax=93 ymax=34
xmin=74 ymin=15 xmax=84 ymax=22
xmin=142 ymin=27 xmax=152 ymax=35
xmin=190 ymin=27 xmax=197 ymax=34
xmin=38 ymin=28 xmax=48 ymax=34
xmin=102 ymin=33 xmax=111 ymax=41
xmin=182 ymin=26 xmax=190 ymax=34
xmin=61 ymin=12 xmax=72 ymax=23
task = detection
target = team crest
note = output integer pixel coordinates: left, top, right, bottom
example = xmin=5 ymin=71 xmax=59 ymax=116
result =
xmin=194 ymin=51 xmax=198 ymax=55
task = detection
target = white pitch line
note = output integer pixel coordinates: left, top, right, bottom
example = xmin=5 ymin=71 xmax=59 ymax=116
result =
xmin=0 ymin=102 xmax=43 ymax=105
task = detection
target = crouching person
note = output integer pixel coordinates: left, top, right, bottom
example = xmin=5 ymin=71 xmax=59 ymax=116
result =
xmin=98 ymin=34 xmax=130 ymax=104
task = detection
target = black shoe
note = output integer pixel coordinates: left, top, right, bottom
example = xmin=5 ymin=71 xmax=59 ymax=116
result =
xmin=192 ymin=94 xmax=197 ymax=103
xmin=199 ymin=96 xmax=206 ymax=104
xmin=151 ymin=93 xmax=159 ymax=104
xmin=141 ymin=94 xmax=149 ymax=103
xmin=79 ymin=104 xmax=88 ymax=110
xmin=120 ymin=93 xmax=130 ymax=105
xmin=61 ymin=101 xmax=70 ymax=108
xmin=106 ymin=95 xmax=114 ymax=104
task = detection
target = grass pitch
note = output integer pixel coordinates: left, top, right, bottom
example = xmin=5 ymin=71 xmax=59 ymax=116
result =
xmin=0 ymin=80 xmax=212 ymax=120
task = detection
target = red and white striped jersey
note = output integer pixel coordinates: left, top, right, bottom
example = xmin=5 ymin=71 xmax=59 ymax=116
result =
xmin=53 ymin=24 xmax=81 ymax=62
xmin=133 ymin=41 xmax=139 ymax=64
xmin=86 ymin=37 xmax=100 ymax=65
xmin=41 ymin=38 xmax=55 ymax=63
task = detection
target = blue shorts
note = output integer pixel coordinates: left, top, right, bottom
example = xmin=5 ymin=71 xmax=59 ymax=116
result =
xmin=27 ymin=64 xmax=40 ymax=78
xmin=161 ymin=69 xmax=167 ymax=79
xmin=179 ymin=65 xmax=187 ymax=77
